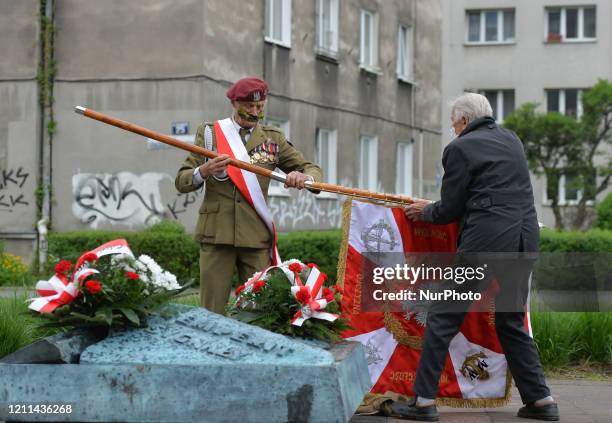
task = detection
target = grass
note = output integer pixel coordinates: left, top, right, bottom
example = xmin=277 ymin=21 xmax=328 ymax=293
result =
xmin=531 ymin=311 xmax=612 ymax=370
xmin=2 ymin=290 xmax=610 ymax=376
xmin=171 ymin=294 xmax=200 ymax=308
xmin=0 ymin=293 xmax=63 ymax=358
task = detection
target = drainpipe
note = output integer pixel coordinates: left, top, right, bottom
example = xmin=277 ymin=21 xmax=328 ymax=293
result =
xmin=37 ymin=218 xmax=48 ymax=270
xmin=38 ymin=0 xmax=54 ymax=272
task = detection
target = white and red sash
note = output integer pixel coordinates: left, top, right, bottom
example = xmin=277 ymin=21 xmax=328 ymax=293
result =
xmin=213 ymin=118 xmax=281 ymax=265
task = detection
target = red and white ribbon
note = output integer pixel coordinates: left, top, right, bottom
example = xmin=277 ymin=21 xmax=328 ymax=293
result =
xmin=28 ymin=274 xmax=80 ymax=314
xmin=28 ymin=239 xmax=134 ymax=314
xmin=214 ymin=119 xmax=281 ymax=265
xmin=290 ymin=266 xmax=338 ymax=327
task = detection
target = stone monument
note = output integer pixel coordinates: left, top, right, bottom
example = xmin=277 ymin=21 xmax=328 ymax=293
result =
xmin=0 ymin=306 xmax=371 ymax=423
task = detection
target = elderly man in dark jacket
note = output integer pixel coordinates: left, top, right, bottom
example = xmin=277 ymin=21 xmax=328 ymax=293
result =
xmin=393 ymin=93 xmax=559 ymax=421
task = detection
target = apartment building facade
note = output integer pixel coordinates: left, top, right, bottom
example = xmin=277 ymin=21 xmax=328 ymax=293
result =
xmin=442 ymin=0 xmax=611 ymax=228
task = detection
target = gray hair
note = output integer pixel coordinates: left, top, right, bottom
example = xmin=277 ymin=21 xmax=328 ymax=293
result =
xmin=449 ymin=93 xmax=493 ymax=123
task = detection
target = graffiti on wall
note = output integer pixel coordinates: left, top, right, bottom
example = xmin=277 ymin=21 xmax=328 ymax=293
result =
xmin=72 ymin=172 xmax=170 ymax=228
xmin=166 ymin=185 xmax=204 ymax=219
xmin=269 ymin=191 xmax=343 ymax=230
xmin=0 ymin=166 xmax=30 ymax=213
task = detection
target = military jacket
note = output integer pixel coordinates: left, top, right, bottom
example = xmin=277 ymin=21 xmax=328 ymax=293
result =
xmin=175 ymin=120 xmax=322 ymax=248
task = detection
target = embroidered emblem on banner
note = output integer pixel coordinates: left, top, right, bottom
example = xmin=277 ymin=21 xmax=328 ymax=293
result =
xmin=461 ymin=352 xmax=490 ymax=381
xmin=361 ymin=219 xmax=398 ymax=253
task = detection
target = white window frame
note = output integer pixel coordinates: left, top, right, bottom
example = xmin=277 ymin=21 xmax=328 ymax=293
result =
xmin=314 ymin=128 xmax=338 ymax=199
xmin=396 ymin=24 xmax=414 ymax=83
xmin=546 ymin=89 xmax=584 ymax=118
xmin=360 ymin=9 xmax=380 ymax=72
xmin=316 ymin=0 xmax=339 ymax=57
xmin=545 ymin=6 xmax=597 ymax=43
xmin=264 ymin=118 xmax=291 ymax=197
xmin=543 ymin=174 xmax=589 ymax=206
xmin=478 ymin=89 xmax=515 ymax=123
xmin=395 ymin=142 xmax=414 ymax=197
xmin=265 ymin=0 xmax=292 ymax=47
xmin=465 ymin=9 xmax=515 ymax=45
xmin=359 ymin=135 xmax=378 ymax=191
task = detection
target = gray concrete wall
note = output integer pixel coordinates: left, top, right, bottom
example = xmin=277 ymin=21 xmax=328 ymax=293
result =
xmin=0 ymin=0 xmax=40 ymax=260
xmin=441 ymin=0 xmax=612 ymax=228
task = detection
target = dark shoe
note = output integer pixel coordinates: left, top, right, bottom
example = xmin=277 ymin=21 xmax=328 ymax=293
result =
xmin=390 ymin=398 xmax=439 ymax=421
xmin=517 ymin=402 xmax=560 ymax=421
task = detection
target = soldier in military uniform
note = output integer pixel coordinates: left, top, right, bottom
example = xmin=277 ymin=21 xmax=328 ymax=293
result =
xmin=175 ymin=77 xmax=322 ymax=314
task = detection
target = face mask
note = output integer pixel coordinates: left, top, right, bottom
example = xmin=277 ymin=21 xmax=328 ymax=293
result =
xmin=237 ymin=107 xmax=264 ymax=123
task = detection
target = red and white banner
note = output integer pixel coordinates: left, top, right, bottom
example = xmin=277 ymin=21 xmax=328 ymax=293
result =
xmin=339 ymin=200 xmax=530 ymax=407
xmin=214 ymin=119 xmax=281 ymax=265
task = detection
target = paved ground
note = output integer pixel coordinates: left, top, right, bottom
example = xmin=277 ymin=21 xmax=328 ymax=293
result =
xmin=350 ymin=379 xmax=612 ymax=423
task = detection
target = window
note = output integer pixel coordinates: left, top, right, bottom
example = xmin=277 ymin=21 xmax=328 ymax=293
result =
xmin=546 ymin=89 xmax=583 ymax=118
xmin=396 ymin=142 xmax=413 ymax=196
xmin=316 ymin=0 xmax=339 ymax=56
xmin=359 ymin=135 xmax=378 ymax=191
xmin=265 ymin=0 xmax=292 ymax=47
xmin=315 ymin=128 xmax=337 ymax=188
xmin=360 ymin=10 xmax=379 ymax=70
xmin=546 ymin=172 xmax=583 ymax=205
xmin=466 ymin=9 xmax=515 ymax=44
xmin=546 ymin=6 xmax=596 ymax=42
xmin=396 ymin=24 xmax=414 ymax=82
xmin=264 ymin=118 xmax=291 ymax=197
xmin=479 ymin=89 xmax=515 ymax=122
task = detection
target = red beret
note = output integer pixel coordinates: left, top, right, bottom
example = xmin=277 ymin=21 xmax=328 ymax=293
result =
xmin=226 ymin=77 xmax=268 ymax=102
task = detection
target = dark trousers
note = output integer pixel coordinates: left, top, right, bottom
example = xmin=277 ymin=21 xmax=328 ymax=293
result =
xmin=413 ymin=258 xmax=551 ymax=404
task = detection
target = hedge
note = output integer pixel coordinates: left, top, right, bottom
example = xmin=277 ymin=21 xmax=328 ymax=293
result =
xmin=595 ymin=193 xmax=612 ymax=230
xmin=45 ymin=223 xmax=611 ymax=287
xmin=46 ymin=223 xmax=344 ymax=285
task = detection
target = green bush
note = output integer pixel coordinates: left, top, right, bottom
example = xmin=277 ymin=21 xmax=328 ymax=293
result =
xmin=47 ymin=228 xmax=200 ymax=284
xmin=539 ymin=228 xmax=612 ymax=252
xmin=535 ymin=229 xmax=612 ymax=291
xmin=595 ymin=193 xmax=612 ymax=230
xmin=46 ymin=229 xmax=344 ymax=287
xmin=277 ymin=230 xmax=343 ymax=282
xmin=0 ymin=251 xmax=35 ymax=287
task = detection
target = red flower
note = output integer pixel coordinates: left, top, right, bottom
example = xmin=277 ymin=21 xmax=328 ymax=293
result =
xmin=81 ymin=252 xmax=98 ymax=263
xmin=235 ymin=284 xmax=245 ymax=296
xmin=306 ymin=263 xmax=318 ymax=269
xmin=321 ymin=272 xmax=329 ymax=282
xmin=126 ymin=271 xmax=139 ymax=280
xmin=295 ymin=286 xmax=311 ymax=304
xmin=288 ymin=263 xmax=303 ymax=273
xmin=54 ymin=260 xmax=72 ymax=275
xmin=333 ymin=284 xmax=344 ymax=295
xmin=85 ymin=280 xmax=102 ymax=295
xmin=253 ymin=280 xmax=266 ymax=293
xmin=323 ymin=287 xmax=335 ymax=303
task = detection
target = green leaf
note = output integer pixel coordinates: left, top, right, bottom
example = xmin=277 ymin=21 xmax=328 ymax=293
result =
xmin=119 ymin=308 xmax=140 ymax=326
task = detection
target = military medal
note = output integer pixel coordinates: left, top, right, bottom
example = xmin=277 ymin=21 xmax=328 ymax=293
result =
xmin=253 ymin=152 xmax=261 ymax=161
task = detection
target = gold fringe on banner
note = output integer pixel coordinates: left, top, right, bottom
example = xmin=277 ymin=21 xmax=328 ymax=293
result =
xmin=336 ymin=199 xmax=514 ymax=410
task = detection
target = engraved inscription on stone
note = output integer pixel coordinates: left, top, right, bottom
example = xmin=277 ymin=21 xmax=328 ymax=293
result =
xmin=80 ymin=306 xmax=331 ymax=366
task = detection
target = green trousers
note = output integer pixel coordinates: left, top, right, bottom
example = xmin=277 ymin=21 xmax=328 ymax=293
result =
xmin=199 ymin=243 xmax=270 ymax=314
